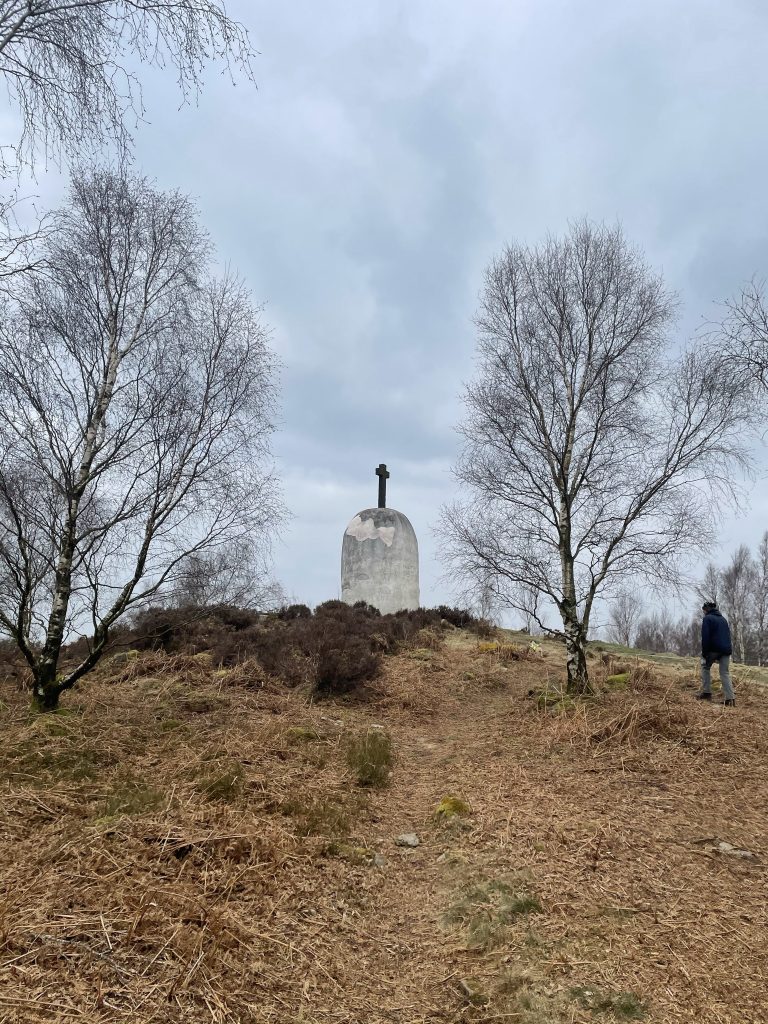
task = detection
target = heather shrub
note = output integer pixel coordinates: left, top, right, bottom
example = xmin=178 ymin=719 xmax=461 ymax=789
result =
xmin=314 ymin=599 xmax=352 ymax=618
xmin=314 ymin=634 xmax=381 ymax=694
xmin=0 ymin=639 xmax=30 ymax=690
xmin=436 ymin=606 xmax=476 ymax=628
xmin=275 ymin=603 xmax=312 ymax=620
xmin=96 ymin=600 xmax=482 ymax=698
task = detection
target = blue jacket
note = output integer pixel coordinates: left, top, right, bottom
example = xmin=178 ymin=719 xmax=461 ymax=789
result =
xmin=701 ymin=609 xmax=732 ymax=657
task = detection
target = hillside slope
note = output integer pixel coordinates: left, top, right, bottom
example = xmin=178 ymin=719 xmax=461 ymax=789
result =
xmin=1 ymin=632 xmax=767 ymax=1023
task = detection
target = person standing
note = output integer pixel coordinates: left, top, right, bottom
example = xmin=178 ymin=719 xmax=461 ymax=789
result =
xmin=696 ymin=601 xmax=735 ymax=707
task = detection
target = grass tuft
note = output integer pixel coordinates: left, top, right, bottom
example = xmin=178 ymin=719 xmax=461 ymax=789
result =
xmin=346 ymin=726 xmax=393 ymax=787
xmin=283 ymin=794 xmax=356 ymax=837
xmin=286 ymin=725 xmax=321 ymax=743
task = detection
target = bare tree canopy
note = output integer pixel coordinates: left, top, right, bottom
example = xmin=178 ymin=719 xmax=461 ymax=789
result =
xmin=170 ymin=544 xmax=286 ymax=611
xmin=0 ymin=169 xmax=283 ymax=708
xmin=0 ymin=0 xmax=255 ymax=166
xmin=0 ymin=189 xmax=47 ymax=280
xmin=442 ymin=221 xmax=753 ymax=694
xmin=717 ymin=280 xmax=768 ymax=392
xmin=606 ymin=588 xmax=643 ymax=647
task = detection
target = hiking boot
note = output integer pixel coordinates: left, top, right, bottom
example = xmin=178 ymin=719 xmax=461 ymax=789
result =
xmin=721 ymin=699 xmax=736 ymax=707
xmin=694 ymin=691 xmax=712 ymax=701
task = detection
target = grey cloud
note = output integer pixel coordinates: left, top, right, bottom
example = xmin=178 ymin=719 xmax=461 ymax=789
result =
xmin=4 ymin=0 xmax=768 ymax=609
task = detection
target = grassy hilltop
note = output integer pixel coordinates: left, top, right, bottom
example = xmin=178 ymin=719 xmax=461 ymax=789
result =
xmin=1 ymin=620 xmax=766 ymax=1023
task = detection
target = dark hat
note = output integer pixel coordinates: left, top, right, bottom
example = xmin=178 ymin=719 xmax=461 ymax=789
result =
xmin=701 ymin=601 xmax=717 ymax=612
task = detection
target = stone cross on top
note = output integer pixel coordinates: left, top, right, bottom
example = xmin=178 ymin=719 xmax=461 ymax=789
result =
xmin=375 ymin=463 xmax=390 ymax=509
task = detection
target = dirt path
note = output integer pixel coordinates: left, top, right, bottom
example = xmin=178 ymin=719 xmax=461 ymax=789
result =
xmin=315 ymin=636 xmax=768 ymax=1024
xmin=2 ymin=634 xmax=767 ymax=1024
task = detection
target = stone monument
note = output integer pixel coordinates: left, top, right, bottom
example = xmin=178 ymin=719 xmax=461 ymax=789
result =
xmin=341 ymin=464 xmax=419 ymax=614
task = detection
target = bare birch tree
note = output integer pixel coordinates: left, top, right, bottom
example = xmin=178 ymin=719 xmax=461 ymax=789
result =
xmin=0 ymin=0 xmax=255 ymax=167
xmin=697 ymin=561 xmax=721 ymax=606
xmin=442 ymin=222 xmax=752 ymax=694
xmin=606 ymin=588 xmax=643 ymax=647
xmin=0 ymin=187 xmax=51 ymax=287
xmin=170 ymin=545 xmax=286 ymax=610
xmin=0 ymin=169 xmax=282 ymax=709
xmin=754 ymin=532 xmax=768 ymax=666
xmin=719 ymin=545 xmax=757 ymax=664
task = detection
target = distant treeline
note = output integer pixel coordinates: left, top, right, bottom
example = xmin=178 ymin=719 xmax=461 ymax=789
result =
xmin=608 ymin=532 xmax=768 ymax=665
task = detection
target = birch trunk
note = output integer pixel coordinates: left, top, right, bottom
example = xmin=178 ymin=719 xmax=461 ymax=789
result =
xmin=33 ymin=661 xmax=61 ymax=710
xmin=564 ymin=616 xmax=590 ymax=695
xmin=32 ymin=343 xmax=122 ymax=710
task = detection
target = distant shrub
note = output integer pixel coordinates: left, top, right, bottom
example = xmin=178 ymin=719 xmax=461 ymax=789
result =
xmin=0 ymin=639 xmax=30 ymax=690
xmin=246 ymin=610 xmax=382 ymax=693
xmin=415 ymin=627 xmax=443 ymax=651
xmin=436 ymin=606 xmax=476 ymax=628
xmin=314 ymin=599 xmax=351 ymax=618
xmin=275 ymin=604 xmax=311 ymax=620
xmin=126 ymin=606 xmax=183 ymax=652
xmin=353 ymin=600 xmax=382 ymax=616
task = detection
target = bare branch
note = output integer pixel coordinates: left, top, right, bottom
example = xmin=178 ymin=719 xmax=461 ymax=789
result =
xmin=0 ymin=0 xmax=256 ymax=168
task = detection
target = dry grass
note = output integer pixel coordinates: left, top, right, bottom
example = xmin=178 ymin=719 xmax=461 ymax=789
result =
xmin=1 ymin=636 xmax=767 ymax=1023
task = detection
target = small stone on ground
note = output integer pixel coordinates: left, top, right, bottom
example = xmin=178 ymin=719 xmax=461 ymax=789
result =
xmin=395 ymin=832 xmax=420 ymax=847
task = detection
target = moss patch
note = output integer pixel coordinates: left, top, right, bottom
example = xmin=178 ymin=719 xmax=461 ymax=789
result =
xmin=286 ymin=726 xmax=321 ymax=743
xmin=605 ymin=672 xmax=630 ymax=688
xmin=434 ymin=795 xmax=472 ymax=821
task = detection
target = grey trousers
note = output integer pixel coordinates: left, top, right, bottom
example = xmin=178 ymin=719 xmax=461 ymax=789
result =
xmin=700 ymin=656 xmax=735 ymax=701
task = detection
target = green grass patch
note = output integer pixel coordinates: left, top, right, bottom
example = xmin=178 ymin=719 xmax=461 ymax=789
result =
xmin=407 ymin=647 xmax=434 ymax=661
xmin=572 ymin=986 xmax=647 ymax=1019
xmin=286 ymin=726 xmax=321 ymax=743
xmin=158 ymin=718 xmax=185 ymax=733
xmin=443 ymin=877 xmax=542 ymax=951
xmin=102 ymin=778 xmax=165 ymax=817
xmin=2 ymin=739 xmax=115 ymax=785
xmin=195 ymin=759 xmax=245 ymax=801
xmin=322 ymin=841 xmax=379 ymax=866
xmin=532 ymin=687 xmax=579 ymax=712
xmin=605 ymin=672 xmax=630 ymax=688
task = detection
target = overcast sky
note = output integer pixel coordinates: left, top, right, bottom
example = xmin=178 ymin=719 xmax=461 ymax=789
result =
xmin=6 ymin=0 xmax=768 ymax=618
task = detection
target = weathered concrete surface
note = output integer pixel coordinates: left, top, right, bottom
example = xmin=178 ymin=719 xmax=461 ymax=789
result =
xmin=341 ymin=507 xmax=419 ymax=614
